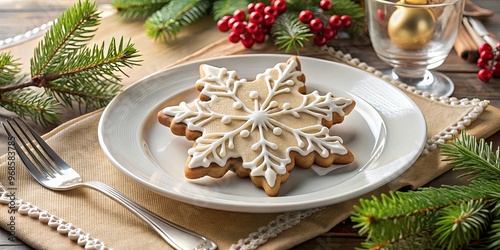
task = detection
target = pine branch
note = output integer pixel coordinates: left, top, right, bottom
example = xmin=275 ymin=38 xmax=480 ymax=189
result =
xmin=352 ymin=132 xmax=500 ymax=249
xmin=0 ymin=89 xmax=59 ymax=126
xmin=42 ymin=37 xmax=141 ymax=110
xmin=488 ymin=220 xmax=500 ymax=248
xmin=212 ymin=0 xmax=250 ymax=21
xmin=31 ymin=0 xmax=100 ymax=76
xmin=352 ymin=181 xmax=494 ymax=249
xmin=0 ymin=53 xmax=22 ymax=86
xmin=0 ymin=0 xmax=141 ymax=125
xmin=441 ymin=131 xmax=500 ymax=182
xmin=113 ymin=0 xmax=170 ymax=20
xmin=271 ymin=13 xmax=313 ymax=53
xmin=145 ymin=0 xmax=212 ymax=41
xmin=434 ymin=199 xmax=490 ymax=250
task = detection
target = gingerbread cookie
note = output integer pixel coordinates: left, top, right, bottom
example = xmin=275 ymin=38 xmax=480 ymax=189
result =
xmin=157 ymin=56 xmax=355 ymax=196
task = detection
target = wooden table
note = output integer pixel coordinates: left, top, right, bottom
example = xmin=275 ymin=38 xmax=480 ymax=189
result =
xmin=1 ymin=0 xmax=498 ymax=249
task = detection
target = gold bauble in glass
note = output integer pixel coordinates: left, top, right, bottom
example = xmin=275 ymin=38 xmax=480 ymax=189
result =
xmin=387 ymin=7 xmax=436 ymax=50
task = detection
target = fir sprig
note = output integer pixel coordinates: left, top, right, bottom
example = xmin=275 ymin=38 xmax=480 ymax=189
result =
xmin=113 ymin=0 xmax=171 ymax=20
xmin=144 ymin=0 xmax=212 ymax=41
xmin=271 ymin=13 xmax=313 ymax=53
xmin=0 ymin=0 xmax=141 ymax=126
xmin=351 ymin=131 xmax=500 ymax=249
xmin=31 ymin=0 xmax=101 ymax=77
xmin=0 ymin=53 xmax=22 ymax=86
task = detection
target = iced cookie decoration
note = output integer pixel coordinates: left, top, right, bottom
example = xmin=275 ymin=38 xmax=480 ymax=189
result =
xmin=157 ymin=57 xmax=355 ymax=196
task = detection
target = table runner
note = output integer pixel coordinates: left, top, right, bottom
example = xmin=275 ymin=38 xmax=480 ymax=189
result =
xmin=1 ymin=22 xmax=500 ymax=250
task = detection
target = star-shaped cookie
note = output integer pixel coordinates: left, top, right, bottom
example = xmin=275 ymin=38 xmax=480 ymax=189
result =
xmin=157 ymin=56 xmax=355 ymax=196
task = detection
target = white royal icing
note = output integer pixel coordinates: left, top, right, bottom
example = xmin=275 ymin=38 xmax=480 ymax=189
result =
xmin=163 ymin=58 xmax=353 ymax=187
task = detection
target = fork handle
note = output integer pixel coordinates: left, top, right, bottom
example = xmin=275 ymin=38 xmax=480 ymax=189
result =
xmin=83 ymin=181 xmax=217 ymax=250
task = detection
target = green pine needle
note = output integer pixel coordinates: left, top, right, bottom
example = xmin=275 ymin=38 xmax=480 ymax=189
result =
xmin=434 ymin=200 xmax=490 ymax=250
xmin=43 ymin=37 xmax=140 ymax=110
xmin=352 ymin=132 xmax=500 ymax=249
xmin=145 ymin=0 xmax=211 ymax=41
xmin=31 ymin=0 xmax=101 ymax=76
xmin=488 ymin=220 xmax=500 ymax=248
xmin=0 ymin=89 xmax=59 ymax=126
xmin=441 ymin=131 xmax=500 ymax=182
xmin=113 ymin=0 xmax=170 ymax=20
xmin=212 ymin=0 xmax=250 ymax=21
xmin=0 ymin=53 xmax=22 ymax=86
xmin=0 ymin=0 xmax=141 ymax=126
xmin=271 ymin=13 xmax=313 ymax=53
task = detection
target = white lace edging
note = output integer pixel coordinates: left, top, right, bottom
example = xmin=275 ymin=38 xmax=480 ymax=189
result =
xmin=232 ymin=45 xmax=491 ymax=249
xmin=318 ymin=45 xmax=490 ymax=155
xmin=230 ymin=207 xmax=325 ymax=250
xmin=0 ymin=185 xmax=111 ymax=250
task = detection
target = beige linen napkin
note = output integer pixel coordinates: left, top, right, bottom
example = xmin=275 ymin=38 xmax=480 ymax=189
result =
xmin=1 ymin=39 xmax=499 ymax=250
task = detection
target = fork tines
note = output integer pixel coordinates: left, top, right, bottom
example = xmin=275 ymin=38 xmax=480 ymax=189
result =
xmin=2 ymin=118 xmax=61 ymax=179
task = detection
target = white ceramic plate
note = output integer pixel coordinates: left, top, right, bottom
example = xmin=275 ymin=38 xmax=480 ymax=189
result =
xmin=98 ymin=54 xmax=426 ymax=213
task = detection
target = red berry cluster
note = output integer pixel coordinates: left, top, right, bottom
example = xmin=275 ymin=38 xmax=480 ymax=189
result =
xmin=216 ymin=1 xmax=287 ymax=48
xmin=476 ymin=43 xmax=500 ymax=83
xmin=298 ymin=0 xmax=353 ymax=46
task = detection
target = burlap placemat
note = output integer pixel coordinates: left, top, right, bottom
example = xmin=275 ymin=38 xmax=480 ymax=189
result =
xmin=0 ymin=37 xmax=499 ymax=250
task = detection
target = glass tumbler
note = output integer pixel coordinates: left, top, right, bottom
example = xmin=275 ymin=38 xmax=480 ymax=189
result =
xmin=365 ymin=0 xmax=465 ymax=96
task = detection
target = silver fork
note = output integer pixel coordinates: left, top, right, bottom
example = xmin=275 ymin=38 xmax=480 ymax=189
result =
xmin=2 ymin=117 xmax=217 ymax=250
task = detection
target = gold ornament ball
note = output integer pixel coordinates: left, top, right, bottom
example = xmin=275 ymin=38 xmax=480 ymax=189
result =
xmin=388 ymin=7 xmax=436 ymax=50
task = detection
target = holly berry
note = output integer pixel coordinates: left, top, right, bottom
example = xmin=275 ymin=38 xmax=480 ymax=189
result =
xmin=309 ymin=18 xmax=324 ymax=33
xmin=264 ymin=14 xmax=276 ymax=26
xmin=233 ymin=9 xmax=246 ymax=21
xmin=322 ymin=27 xmax=336 ymax=40
xmin=320 ymin=0 xmax=332 ymax=11
xmin=264 ymin=6 xmax=278 ymax=17
xmin=228 ymin=32 xmax=240 ymax=43
xmin=217 ymin=16 xmax=230 ymax=32
xmin=476 ymin=42 xmax=500 ymax=83
xmin=253 ymin=31 xmax=266 ymax=43
xmin=241 ymin=34 xmax=255 ymax=48
xmin=247 ymin=3 xmax=255 ymax=13
xmin=247 ymin=22 xmax=259 ymax=34
xmin=273 ymin=0 xmax=287 ymax=14
xmin=217 ymin=0 xmax=356 ymax=49
xmin=329 ymin=15 xmax=343 ymax=30
xmin=216 ymin=1 xmax=287 ymax=49
xmin=341 ymin=15 xmax=353 ymax=28
xmin=232 ymin=21 xmax=246 ymax=35
xmin=480 ymin=50 xmax=494 ymax=61
xmin=478 ymin=68 xmax=493 ymax=82
xmin=249 ymin=11 xmax=263 ymax=24
xmin=299 ymin=10 xmax=314 ymax=24
xmin=493 ymin=64 xmax=500 ymax=78
xmin=478 ymin=43 xmax=492 ymax=53
xmin=314 ymin=34 xmax=327 ymax=46
xmin=254 ymin=2 xmax=266 ymax=13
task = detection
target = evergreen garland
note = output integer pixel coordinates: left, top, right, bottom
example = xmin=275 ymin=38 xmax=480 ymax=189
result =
xmin=113 ymin=0 xmax=366 ymax=51
xmin=0 ymin=0 xmax=141 ymax=126
xmin=351 ymin=131 xmax=500 ymax=249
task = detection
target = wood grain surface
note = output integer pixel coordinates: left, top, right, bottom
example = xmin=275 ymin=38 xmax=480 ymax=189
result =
xmin=0 ymin=0 xmax=498 ymax=249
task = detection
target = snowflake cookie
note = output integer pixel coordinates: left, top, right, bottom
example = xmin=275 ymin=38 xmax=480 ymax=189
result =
xmin=157 ymin=56 xmax=355 ymax=196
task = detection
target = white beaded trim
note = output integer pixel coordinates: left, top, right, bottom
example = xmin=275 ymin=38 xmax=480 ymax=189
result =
xmin=0 ymin=185 xmax=111 ymax=250
xmin=230 ymin=207 xmax=325 ymax=250
xmin=318 ymin=45 xmax=490 ymax=155
xmin=0 ymin=20 xmax=55 ymax=50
